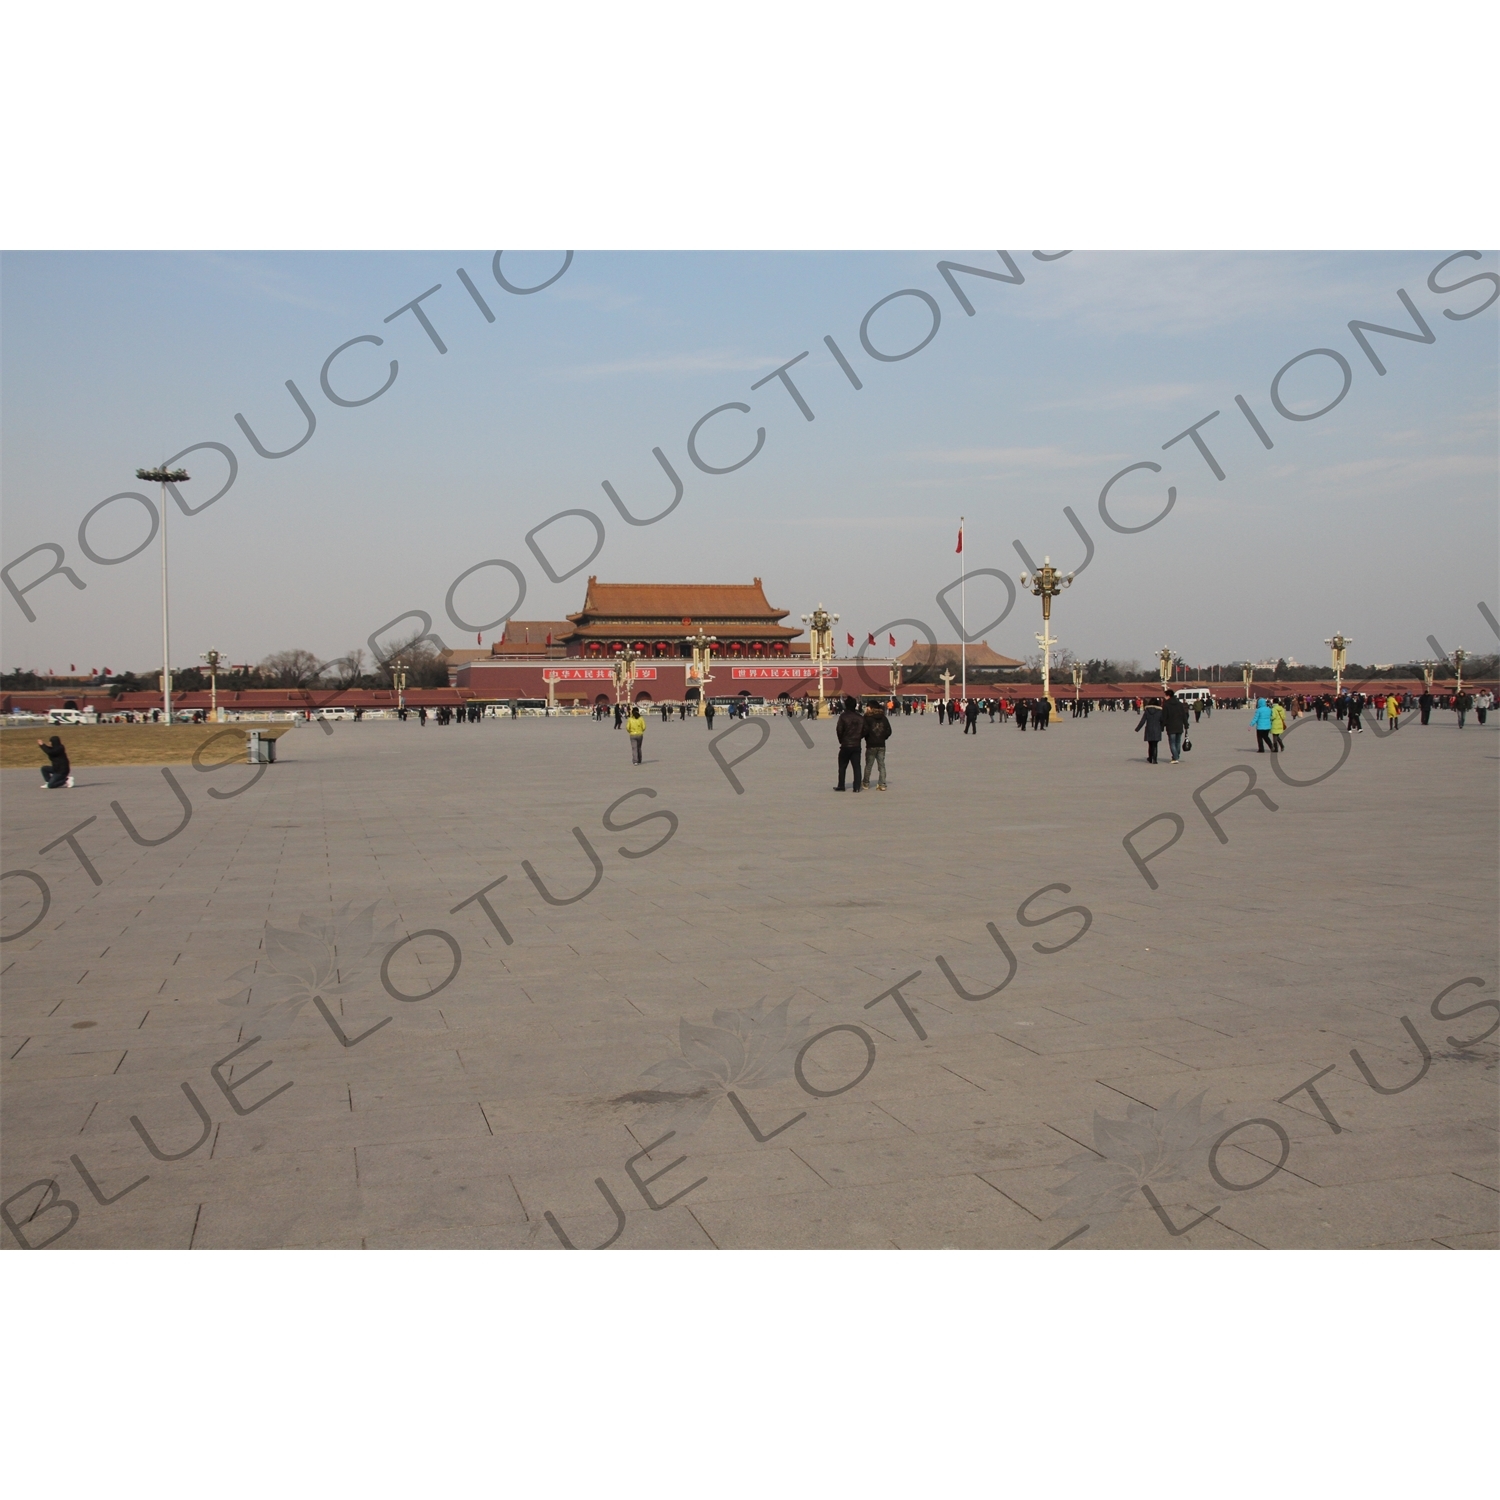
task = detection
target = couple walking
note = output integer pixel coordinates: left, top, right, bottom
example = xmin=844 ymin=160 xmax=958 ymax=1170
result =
xmin=835 ymin=697 xmax=893 ymax=791
xmin=1135 ymin=690 xmax=1191 ymax=764
xmin=1251 ymin=697 xmax=1288 ymax=752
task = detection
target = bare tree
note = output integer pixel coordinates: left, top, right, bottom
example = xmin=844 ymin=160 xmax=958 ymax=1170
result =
xmin=329 ymin=648 xmax=366 ymax=688
xmin=258 ymin=648 xmax=325 ymax=687
xmin=370 ymin=631 xmax=449 ymax=688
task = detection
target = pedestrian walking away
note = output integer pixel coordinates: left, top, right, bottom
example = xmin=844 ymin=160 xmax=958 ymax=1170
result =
xmin=861 ymin=702 xmax=893 ymax=790
xmin=834 ymin=695 xmax=864 ymax=791
xmin=1386 ymin=694 xmax=1400 ymax=731
xmin=1034 ymin=696 xmax=1052 ymax=730
xmin=1252 ymin=696 xmax=1273 ymax=752
xmin=963 ymin=698 xmax=980 ymax=735
xmin=38 ymin=735 xmax=72 ymax=789
xmin=1135 ymin=700 xmax=1164 ymax=763
xmin=704 ymin=701 xmax=716 ymax=729
xmin=1270 ymin=699 xmax=1287 ymax=752
xmin=1161 ymin=689 xmax=1189 ymax=763
xmin=1015 ymin=699 xmax=1030 ymax=731
xmin=626 ymin=705 xmax=646 ymax=764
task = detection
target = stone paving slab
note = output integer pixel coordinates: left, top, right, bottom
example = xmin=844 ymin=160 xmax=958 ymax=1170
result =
xmin=3 ymin=709 xmax=1495 ymax=1249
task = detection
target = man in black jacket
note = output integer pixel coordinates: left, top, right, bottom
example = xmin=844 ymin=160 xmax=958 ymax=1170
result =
xmin=861 ymin=703 xmax=893 ymax=790
xmin=1161 ymin=690 xmax=1190 ymax=763
xmin=834 ymin=696 xmax=864 ymax=791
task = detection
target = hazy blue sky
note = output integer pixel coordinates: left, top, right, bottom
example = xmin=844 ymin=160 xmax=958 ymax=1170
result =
xmin=2 ymin=249 xmax=1496 ymax=674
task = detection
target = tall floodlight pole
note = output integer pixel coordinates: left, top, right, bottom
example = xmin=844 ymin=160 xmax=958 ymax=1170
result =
xmin=1243 ymin=664 xmax=1253 ymax=702
xmin=1019 ymin=557 xmax=1073 ymax=717
xmin=1421 ymin=659 xmax=1436 ymax=693
xmin=391 ymin=656 xmax=409 ymax=713
xmin=959 ymin=515 xmax=967 ymax=700
xmin=200 ymin=649 xmax=222 ymax=722
xmin=1325 ymin=633 xmax=1351 ymax=698
xmin=136 ymin=465 xmax=190 ymax=722
xmin=1071 ymin=660 xmax=1084 ymax=704
xmin=1158 ymin=645 xmax=1174 ymax=693
xmin=1452 ymin=647 xmax=1467 ymax=697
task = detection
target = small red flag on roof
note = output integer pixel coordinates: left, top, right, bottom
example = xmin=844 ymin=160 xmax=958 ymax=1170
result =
xmin=846 ymin=633 xmax=854 ymax=648
xmin=956 ymin=522 xmax=964 ymax=554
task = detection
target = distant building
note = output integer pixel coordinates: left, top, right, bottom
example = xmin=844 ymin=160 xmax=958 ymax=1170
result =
xmin=895 ymin=640 xmax=1024 ymax=675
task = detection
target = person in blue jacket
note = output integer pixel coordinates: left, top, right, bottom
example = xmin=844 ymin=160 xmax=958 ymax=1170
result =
xmin=1251 ymin=697 xmax=1273 ymax=753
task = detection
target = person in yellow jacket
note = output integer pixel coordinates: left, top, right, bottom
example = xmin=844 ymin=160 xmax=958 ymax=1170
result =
xmin=626 ymin=706 xmax=646 ymax=764
xmin=1386 ymin=693 xmax=1401 ymax=730
xmin=1269 ymin=699 xmax=1287 ymax=753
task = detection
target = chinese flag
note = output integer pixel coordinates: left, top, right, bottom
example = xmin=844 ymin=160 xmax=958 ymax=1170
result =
xmin=867 ymin=633 xmax=875 ymax=646
xmin=476 ymin=634 xmax=482 ymax=644
xmin=956 ymin=524 xmax=963 ymax=554
xmin=889 ymin=634 xmax=896 ymax=647
xmin=71 ymin=663 xmax=76 ymax=671
xmin=846 ymin=633 xmax=854 ymax=648
xmin=546 ymin=632 xmax=553 ymax=645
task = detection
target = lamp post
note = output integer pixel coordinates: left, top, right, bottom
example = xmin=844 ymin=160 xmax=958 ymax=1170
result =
xmin=200 ymin=649 xmax=222 ymax=722
xmin=1325 ymin=633 xmax=1351 ymax=698
xmin=1452 ymin=647 xmax=1467 ymax=698
xmin=1019 ymin=557 xmax=1073 ymax=717
xmin=614 ymin=646 xmax=639 ymax=707
xmin=687 ymin=627 xmax=717 ymax=714
xmin=1071 ymin=660 xmax=1084 ymax=704
xmin=1158 ymin=645 xmax=1175 ymax=694
xmin=136 ymin=464 xmax=190 ymax=723
xmin=1420 ymin=659 xmax=1436 ymax=694
xmin=1242 ymin=664 xmax=1254 ymax=702
xmin=390 ymin=656 xmax=409 ymax=714
xmin=800 ymin=604 xmax=838 ymax=717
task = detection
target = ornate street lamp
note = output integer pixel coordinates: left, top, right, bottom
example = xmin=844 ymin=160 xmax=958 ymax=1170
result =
xmin=1019 ymin=558 xmax=1073 ymax=717
xmin=136 ymin=464 xmax=190 ymax=723
xmin=800 ymin=604 xmax=838 ymax=716
xmin=686 ymin=627 xmax=717 ymax=713
xmin=390 ymin=655 xmax=410 ymax=714
xmin=1158 ymin=645 xmax=1175 ymax=693
xmin=200 ymin=648 xmax=223 ymax=723
xmin=1452 ymin=647 xmax=1468 ymax=697
xmin=614 ymin=646 xmax=640 ymax=707
xmin=1242 ymin=663 xmax=1254 ymax=702
xmin=1420 ymin=659 xmax=1436 ymax=693
xmin=1071 ymin=660 xmax=1084 ymax=703
xmin=1325 ymin=633 xmax=1352 ymax=698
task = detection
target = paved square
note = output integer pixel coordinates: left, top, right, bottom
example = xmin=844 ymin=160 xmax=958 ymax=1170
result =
xmin=3 ymin=708 xmax=1496 ymax=1249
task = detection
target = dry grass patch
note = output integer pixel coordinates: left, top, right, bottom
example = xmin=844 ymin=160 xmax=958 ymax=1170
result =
xmin=1 ymin=723 xmax=293 ymax=768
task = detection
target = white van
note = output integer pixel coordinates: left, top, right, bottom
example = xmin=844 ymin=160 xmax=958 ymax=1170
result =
xmin=1172 ymin=687 xmax=1214 ymax=705
xmin=311 ymin=705 xmax=354 ymax=720
xmin=47 ymin=707 xmax=97 ymax=725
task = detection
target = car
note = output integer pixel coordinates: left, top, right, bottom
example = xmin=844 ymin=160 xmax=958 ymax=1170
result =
xmin=47 ymin=708 xmax=97 ymax=725
xmin=1172 ymin=687 xmax=1215 ymax=705
xmin=311 ymin=705 xmax=354 ymax=720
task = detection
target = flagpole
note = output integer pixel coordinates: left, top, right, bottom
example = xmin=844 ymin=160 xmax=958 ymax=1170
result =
xmin=959 ymin=515 xmax=966 ymax=700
